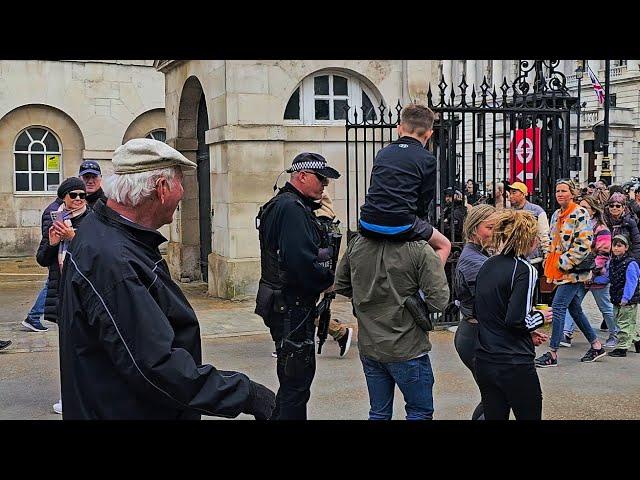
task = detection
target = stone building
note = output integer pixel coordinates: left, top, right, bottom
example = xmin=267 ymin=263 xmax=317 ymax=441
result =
xmin=154 ymin=60 xmax=440 ymax=299
xmin=0 ymin=60 xmax=166 ymax=257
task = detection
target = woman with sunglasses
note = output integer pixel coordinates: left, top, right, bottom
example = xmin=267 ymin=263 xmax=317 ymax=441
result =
xmin=603 ymin=192 xmax=640 ymax=260
xmin=36 ymin=177 xmax=89 ymax=416
xmin=535 ymin=179 xmax=605 ymax=368
xmin=36 ymin=177 xmax=89 ymax=325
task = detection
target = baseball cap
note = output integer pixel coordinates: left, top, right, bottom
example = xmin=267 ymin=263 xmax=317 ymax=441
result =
xmin=79 ymin=160 xmax=102 ymax=176
xmin=612 ymin=234 xmax=630 ymax=247
xmin=286 ymin=152 xmax=340 ymax=179
xmin=112 ymin=138 xmax=196 ymax=174
xmin=508 ymin=181 xmax=528 ymax=195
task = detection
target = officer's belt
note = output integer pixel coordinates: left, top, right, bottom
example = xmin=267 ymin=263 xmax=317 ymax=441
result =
xmin=283 ymin=293 xmax=317 ymax=309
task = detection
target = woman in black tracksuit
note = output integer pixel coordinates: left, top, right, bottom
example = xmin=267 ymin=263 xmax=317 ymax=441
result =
xmin=474 ymin=210 xmax=552 ymax=420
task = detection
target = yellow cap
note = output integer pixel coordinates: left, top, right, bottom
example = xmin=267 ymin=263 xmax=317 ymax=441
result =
xmin=509 ymin=181 xmax=528 ymax=195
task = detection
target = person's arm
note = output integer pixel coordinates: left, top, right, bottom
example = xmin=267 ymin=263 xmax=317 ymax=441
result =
xmin=278 ymin=203 xmax=334 ymax=295
xmin=504 ymin=259 xmax=545 ymax=332
xmin=427 ymin=227 xmax=452 ymax=266
xmin=621 ymin=261 xmax=640 ymax=305
xmin=537 ymin=211 xmax=551 ymax=257
xmin=70 ymin=268 xmax=271 ymax=419
xmin=415 ymin=242 xmax=450 ymax=313
xmin=559 ymin=213 xmax=593 ymax=271
xmin=36 ymin=214 xmax=59 ymax=268
xmin=334 ymin=240 xmax=353 ymax=299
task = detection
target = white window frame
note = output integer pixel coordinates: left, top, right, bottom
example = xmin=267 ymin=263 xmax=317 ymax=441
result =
xmin=13 ymin=126 xmax=62 ymax=196
xmin=146 ymin=129 xmax=167 ymax=142
xmin=284 ymin=70 xmax=383 ymax=125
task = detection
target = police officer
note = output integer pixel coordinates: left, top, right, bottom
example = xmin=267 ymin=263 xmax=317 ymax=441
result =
xmin=255 ymin=152 xmax=340 ymax=420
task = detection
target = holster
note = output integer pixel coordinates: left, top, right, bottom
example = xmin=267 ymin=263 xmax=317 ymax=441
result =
xmin=404 ymin=292 xmax=434 ymax=332
xmin=281 ymin=339 xmax=315 ymax=377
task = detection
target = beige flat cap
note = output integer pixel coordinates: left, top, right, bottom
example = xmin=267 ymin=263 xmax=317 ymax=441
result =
xmin=112 ymin=138 xmax=196 ymax=174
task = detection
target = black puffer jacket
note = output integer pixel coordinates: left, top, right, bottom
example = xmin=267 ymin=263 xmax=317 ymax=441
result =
xmin=605 ymin=213 xmax=640 ymax=260
xmin=36 ymin=206 xmax=89 ymax=323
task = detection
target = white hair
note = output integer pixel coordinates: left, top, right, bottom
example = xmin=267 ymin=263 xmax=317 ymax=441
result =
xmin=102 ymin=167 xmax=178 ymax=207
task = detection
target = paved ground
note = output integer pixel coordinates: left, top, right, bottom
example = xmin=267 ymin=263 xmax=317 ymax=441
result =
xmin=1 ymin=273 xmax=640 ymax=420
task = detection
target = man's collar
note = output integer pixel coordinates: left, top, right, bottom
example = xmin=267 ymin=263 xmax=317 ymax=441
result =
xmin=93 ymin=199 xmax=167 ymax=249
xmin=397 ymin=136 xmax=424 ymax=147
xmin=280 ymin=182 xmax=321 ymax=210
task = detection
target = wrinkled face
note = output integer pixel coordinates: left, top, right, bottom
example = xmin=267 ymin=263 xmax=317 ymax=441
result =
xmin=298 ymin=170 xmax=329 ymax=200
xmin=81 ymin=174 xmax=101 ymax=194
xmin=64 ymin=190 xmax=86 ymax=210
xmin=555 ymin=183 xmax=573 ymax=205
xmin=508 ymin=189 xmax=525 ymax=207
xmin=612 ymin=241 xmax=628 ymax=256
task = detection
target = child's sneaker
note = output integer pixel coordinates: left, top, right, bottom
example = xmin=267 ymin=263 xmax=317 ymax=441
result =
xmin=607 ymin=348 xmax=627 ymax=357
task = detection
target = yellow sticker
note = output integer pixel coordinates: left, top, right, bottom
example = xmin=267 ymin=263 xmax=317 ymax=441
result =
xmin=46 ymin=155 xmax=60 ymax=171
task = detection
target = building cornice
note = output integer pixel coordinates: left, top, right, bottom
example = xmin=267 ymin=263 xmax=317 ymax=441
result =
xmin=154 ymin=60 xmax=186 ymax=73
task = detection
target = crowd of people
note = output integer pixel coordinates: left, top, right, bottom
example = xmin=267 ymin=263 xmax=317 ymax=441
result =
xmin=3 ymin=102 xmax=640 ymax=421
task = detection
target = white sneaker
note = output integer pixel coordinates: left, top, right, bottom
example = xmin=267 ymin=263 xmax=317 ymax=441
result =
xmin=53 ymin=400 xmax=62 ymax=415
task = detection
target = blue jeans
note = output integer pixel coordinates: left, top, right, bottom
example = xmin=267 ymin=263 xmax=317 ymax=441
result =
xmin=551 ymin=283 xmax=598 ymax=351
xmin=27 ymin=283 xmax=47 ymax=321
xmin=563 ymin=284 xmax=618 ymax=336
xmin=360 ymin=353 xmax=434 ymax=420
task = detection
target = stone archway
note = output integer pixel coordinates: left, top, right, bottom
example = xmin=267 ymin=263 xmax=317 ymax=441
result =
xmin=122 ymin=108 xmax=166 ymax=144
xmin=172 ymin=76 xmax=211 ymax=282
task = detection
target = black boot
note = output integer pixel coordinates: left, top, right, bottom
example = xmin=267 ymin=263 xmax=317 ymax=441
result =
xmin=633 ymin=340 xmax=640 ymax=354
xmin=607 ymin=348 xmax=627 ymax=357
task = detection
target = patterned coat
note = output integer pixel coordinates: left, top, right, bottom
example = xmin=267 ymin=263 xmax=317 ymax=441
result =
xmin=548 ymin=206 xmax=594 ymax=285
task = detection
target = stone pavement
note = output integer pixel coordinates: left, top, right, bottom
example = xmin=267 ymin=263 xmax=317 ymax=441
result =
xmin=1 ymin=276 xmax=640 ymax=420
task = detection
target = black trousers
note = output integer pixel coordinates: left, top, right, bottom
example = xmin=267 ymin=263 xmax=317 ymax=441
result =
xmin=475 ymin=358 xmax=542 ymax=420
xmin=453 ymin=320 xmax=484 ymax=420
xmin=269 ymin=305 xmax=316 ymax=420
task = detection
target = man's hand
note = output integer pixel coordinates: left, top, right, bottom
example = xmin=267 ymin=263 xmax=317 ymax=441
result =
xmin=531 ymin=331 xmax=549 ymax=346
xmin=323 ymin=284 xmax=335 ymax=294
xmin=243 ymin=380 xmax=276 ymax=420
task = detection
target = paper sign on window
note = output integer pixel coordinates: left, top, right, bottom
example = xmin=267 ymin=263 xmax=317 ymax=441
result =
xmin=46 ymin=155 xmax=60 ymax=171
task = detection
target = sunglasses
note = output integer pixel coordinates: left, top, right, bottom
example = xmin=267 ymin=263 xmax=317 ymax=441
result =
xmin=302 ymin=170 xmax=329 ymax=184
xmin=609 ymin=203 xmax=623 ymax=208
xmin=68 ymin=191 xmax=86 ymax=200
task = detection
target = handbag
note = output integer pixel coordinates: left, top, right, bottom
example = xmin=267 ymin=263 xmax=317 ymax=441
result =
xmin=571 ymin=252 xmax=596 ymax=273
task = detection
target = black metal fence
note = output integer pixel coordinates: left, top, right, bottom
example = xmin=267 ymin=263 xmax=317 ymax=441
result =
xmin=344 ymin=60 xmax=577 ymax=326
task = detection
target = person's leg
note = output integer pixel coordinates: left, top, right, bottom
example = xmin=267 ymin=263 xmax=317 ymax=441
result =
xmin=591 ymin=285 xmax=618 ymax=336
xmin=360 ymin=354 xmax=396 ymax=420
xmin=387 ymin=354 xmax=435 ymax=420
xmin=615 ymin=305 xmax=636 ymax=350
xmin=475 ymin=358 xmax=511 ymax=420
xmin=563 ymin=310 xmax=575 ymax=337
xmin=567 ymin=289 xmax=600 ymax=346
xmin=500 ymin=363 xmax=543 ymax=420
xmin=328 ymin=318 xmax=346 ymax=341
xmin=26 ymin=283 xmax=47 ymax=321
xmin=453 ymin=320 xmax=483 ymax=419
xmin=549 ymin=283 xmax=581 ymax=354
xmin=272 ymin=306 xmax=316 ymax=420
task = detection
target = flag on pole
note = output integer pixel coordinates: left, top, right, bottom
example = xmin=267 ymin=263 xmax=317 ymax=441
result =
xmin=587 ymin=65 xmax=606 ymax=104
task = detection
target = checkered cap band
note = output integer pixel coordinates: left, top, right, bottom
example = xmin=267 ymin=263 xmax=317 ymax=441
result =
xmin=289 ymin=160 xmax=326 ymax=172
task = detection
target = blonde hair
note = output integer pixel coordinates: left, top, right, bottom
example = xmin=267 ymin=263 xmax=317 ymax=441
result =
xmin=463 ymin=204 xmax=497 ymax=243
xmin=492 ymin=209 xmax=538 ymax=257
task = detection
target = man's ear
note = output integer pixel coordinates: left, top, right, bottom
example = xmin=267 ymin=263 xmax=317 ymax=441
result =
xmin=424 ymin=129 xmax=433 ymax=143
xmin=156 ymin=178 xmax=166 ymax=204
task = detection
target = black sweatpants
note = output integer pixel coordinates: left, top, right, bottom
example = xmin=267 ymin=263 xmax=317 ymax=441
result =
xmin=453 ymin=319 xmax=484 ymax=420
xmin=475 ymin=358 xmax=542 ymax=420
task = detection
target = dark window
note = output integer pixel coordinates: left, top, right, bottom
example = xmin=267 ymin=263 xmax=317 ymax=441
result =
xmin=28 ymin=127 xmax=46 ymax=141
xmin=145 ymin=129 xmax=166 ymax=143
xmin=43 ymin=132 xmax=59 ymax=151
xmin=14 ymin=153 xmax=28 ymax=171
xmin=15 ymin=132 xmax=30 ymax=151
xmin=315 ymin=100 xmax=330 ymax=120
xmin=314 ymin=75 xmax=329 ymax=95
xmin=333 ymin=75 xmax=348 ymax=95
xmin=476 ymin=152 xmax=485 ymax=179
xmin=476 ymin=113 xmax=485 ymax=138
xmin=362 ymin=91 xmax=376 ymax=122
xmin=284 ymin=87 xmax=300 ymax=120
xmin=609 ymin=93 xmax=617 ymax=107
xmin=32 ymin=173 xmax=44 ymax=191
xmin=47 ymin=173 xmax=60 ymax=188
xmin=15 ymin=173 xmax=29 ymax=191
xmin=31 ymin=154 xmax=45 ymax=171
xmin=334 ymin=99 xmax=348 ymax=120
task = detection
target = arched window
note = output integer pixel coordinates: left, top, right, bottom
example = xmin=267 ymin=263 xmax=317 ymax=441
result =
xmin=14 ymin=127 xmax=62 ymax=193
xmin=146 ymin=129 xmax=166 ymax=142
xmin=284 ymin=70 xmax=382 ymax=124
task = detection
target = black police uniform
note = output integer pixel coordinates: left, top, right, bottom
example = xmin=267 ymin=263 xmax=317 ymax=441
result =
xmin=255 ymin=182 xmax=334 ymax=420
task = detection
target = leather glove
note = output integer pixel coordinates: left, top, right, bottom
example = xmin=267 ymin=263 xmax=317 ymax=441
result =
xmin=243 ymin=380 xmax=276 ymax=420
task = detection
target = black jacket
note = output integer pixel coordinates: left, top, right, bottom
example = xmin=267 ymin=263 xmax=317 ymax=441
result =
xmin=257 ymin=182 xmax=334 ymax=298
xmin=359 ymin=136 xmax=436 ymax=227
xmin=86 ymin=187 xmax=107 ymax=209
xmin=474 ymin=254 xmax=545 ymax=365
xmin=441 ymin=200 xmax=467 ymax=241
xmin=36 ymin=201 xmax=88 ymax=323
xmin=606 ymin=213 xmax=640 ymax=260
xmin=58 ymin=200 xmax=253 ymax=419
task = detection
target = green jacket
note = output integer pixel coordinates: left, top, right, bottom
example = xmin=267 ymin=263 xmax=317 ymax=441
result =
xmin=334 ymin=234 xmax=449 ymax=363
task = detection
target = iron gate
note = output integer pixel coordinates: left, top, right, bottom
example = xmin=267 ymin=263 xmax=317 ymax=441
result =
xmin=344 ymin=60 xmax=578 ymax=326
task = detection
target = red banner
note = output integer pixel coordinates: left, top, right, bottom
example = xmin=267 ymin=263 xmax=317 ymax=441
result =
xmin=509 ymin=127 xmax=541 ymax=193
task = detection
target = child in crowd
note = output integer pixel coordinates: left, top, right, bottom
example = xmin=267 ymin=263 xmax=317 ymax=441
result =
xmin=607 ymin=234 xmax=640 ymax=357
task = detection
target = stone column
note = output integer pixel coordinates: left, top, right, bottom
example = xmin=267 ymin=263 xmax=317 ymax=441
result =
xmin=492 ymin=59 xmax=503 ymax=89
xmin=588 ymin=60 xmax=601 ymax=74
xmin=467 ymin=59 xmax=477 ymax=95
xmin=406 ymin=60 xmax=432 ymax=104
xmin=627 ymin=59 xmax=639 ymax=72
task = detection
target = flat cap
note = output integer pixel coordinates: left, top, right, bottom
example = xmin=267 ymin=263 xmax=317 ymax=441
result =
xmin=112 ymin=138 xmax=196 ymax=175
